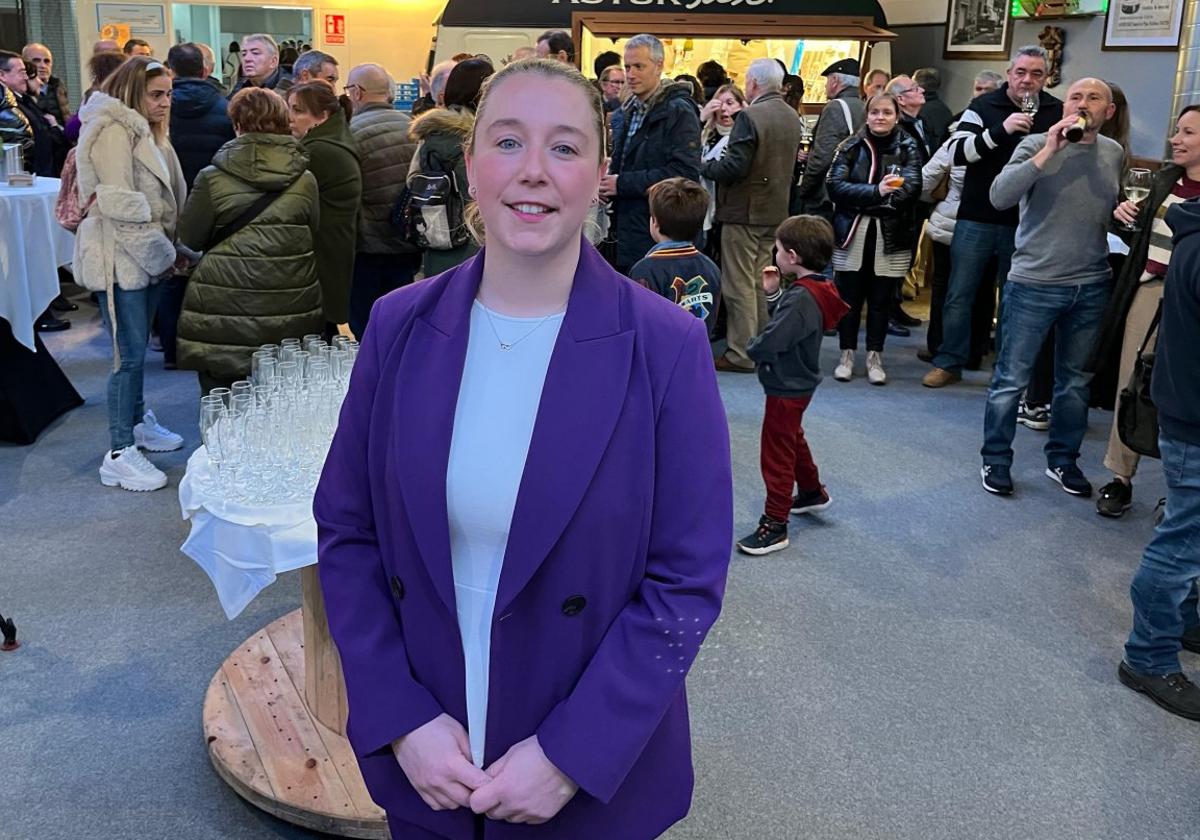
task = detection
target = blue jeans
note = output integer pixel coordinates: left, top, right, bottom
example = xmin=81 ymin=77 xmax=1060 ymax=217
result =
xmin=98 ymin=283 xmax=162 ymax=451
xmin=980 ymin=280 xmax=1110 ymax=468
xmin=932 ymin=220 xmax=1015 ymax=372
xmin=1124 ymin=433 xmax=1200 ymax=675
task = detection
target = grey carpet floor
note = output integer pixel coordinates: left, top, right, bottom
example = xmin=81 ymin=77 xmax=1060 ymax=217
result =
xmin=2 ymin=293 xmax=1196 ymax=840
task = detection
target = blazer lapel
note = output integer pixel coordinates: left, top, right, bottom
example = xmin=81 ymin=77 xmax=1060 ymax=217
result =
xmin=134 ymin=136 xmax=173 ymax=193
xmin=494 ymin=242 xmax=635 ymax=616
xmin=392 ymin=254 xmax=484 ymax=617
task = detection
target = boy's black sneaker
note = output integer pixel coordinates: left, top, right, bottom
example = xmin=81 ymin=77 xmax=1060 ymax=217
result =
xmin=1096 ymin=479 xmax=1133 ymax=518
xmin=1118 ymin=661 xmax=1200 ymax=721
xmin=980 ymin=464 xmax=1013 ymax=496
xmin=736 ymin=516 xmax=789 ymax=556
xmin=791 ymin=486 xmax=832 ymax=515
xmin=1046 ymin=464 xmax=1093 ymax=497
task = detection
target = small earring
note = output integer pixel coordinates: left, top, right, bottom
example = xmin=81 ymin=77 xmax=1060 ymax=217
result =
xmin=468 ymin=185 xmax=477 ymax=198
xmin=590 ymin=195 xmax=599 ymax=206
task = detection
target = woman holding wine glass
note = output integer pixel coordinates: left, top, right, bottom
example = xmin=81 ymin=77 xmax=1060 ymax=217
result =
xmin=826 ymin=91 xmax=922 ymax=385
xmin=1087 ymin=104 xmax=1200 ymax=517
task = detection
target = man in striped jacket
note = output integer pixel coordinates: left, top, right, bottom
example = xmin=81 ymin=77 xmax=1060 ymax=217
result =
xmin=923 ymin=46 xmax=1062 ymax=388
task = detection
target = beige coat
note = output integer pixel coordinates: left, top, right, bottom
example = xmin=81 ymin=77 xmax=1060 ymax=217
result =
xmin=74 ymin=92 xmax=187 ymax=295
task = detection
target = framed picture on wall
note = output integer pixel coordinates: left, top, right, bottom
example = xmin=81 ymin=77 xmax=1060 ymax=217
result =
xmin=1103 ymin=0 xmax=1186 ymax=50
xmin=944 ymin=0 xmax=1014 ymax=59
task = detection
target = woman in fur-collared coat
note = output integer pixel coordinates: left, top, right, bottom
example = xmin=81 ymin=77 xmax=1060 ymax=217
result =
xmin=407 ymin=58 xmax=492 ymax=278
xmin=75 ymin=56 xmax=190 ymax=492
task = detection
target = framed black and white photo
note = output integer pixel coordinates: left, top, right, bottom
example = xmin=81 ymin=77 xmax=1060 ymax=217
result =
xmin=1103 ymin=0 xmax=1186 ymax=50
xmin=944 ymin=0 xmax=1014 ymax=60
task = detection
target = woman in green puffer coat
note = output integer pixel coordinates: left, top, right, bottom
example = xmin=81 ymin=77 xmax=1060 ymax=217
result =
xmin=286 ymin=81 xmax=362 ymax=329
xmin=176 ymin=87 xmax=323 ymax=393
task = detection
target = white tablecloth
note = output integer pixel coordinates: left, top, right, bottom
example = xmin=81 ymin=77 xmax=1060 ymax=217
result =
xmin=0 ymin=178 xmax=75 ymax=351
xmin=179 ymin=447 xmax=317 ymax=619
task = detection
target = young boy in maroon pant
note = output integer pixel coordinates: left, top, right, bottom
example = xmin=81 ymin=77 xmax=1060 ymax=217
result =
xmin=737 ymin=215 xmax=849 ymax=555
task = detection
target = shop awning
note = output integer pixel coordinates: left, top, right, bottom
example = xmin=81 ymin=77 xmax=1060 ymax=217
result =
xmin=439 ymin=0 xmax=891 ymax=31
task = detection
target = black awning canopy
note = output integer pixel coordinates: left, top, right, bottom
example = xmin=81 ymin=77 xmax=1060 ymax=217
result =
xmin=439 ymin=0 xmax=889 ymax=29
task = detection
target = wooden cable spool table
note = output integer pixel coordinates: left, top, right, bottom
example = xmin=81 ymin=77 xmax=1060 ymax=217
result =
xmin=183 ymin=453 xmax=389 ymax=837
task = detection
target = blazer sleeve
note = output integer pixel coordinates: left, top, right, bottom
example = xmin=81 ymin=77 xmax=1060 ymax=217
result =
xmin=536 ymin=316 xmax=733 ymax=803
xmin=315 ymin=301 xmax=444 ymax=759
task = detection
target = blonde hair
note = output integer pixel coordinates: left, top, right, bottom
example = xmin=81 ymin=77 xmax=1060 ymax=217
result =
xmin=100 ymin=55 xmax=171 ymax=144
xmin=464 ymin=58 xmax=604 ymax=245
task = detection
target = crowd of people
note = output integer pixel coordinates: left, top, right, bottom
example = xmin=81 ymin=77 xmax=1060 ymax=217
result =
xmin=1 ymin=25 xmax=1199 ymax=811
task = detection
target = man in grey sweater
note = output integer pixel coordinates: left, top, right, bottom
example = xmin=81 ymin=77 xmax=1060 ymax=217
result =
xmin=978 ymin=78 xmax=1123 ymax=498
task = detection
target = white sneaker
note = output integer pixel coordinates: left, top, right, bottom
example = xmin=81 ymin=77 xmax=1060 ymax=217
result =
xmin=833 ymin=350 xmax=854 ymax=381
xmin=99 ymin=445 xmax=168 ymax=491
xmin=866 ymin=351 xmax=887 ymax=385
xmin=134 ymin=409 xmax=184 ymax=452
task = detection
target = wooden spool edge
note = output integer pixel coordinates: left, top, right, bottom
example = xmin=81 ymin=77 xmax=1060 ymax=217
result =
xmin=202 ymin=610 xmax=390 ymax=840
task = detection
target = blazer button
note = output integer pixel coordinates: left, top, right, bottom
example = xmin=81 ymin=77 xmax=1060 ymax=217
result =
xmin=561 ymin=595 xmax=586 ymax=616
xmin=390 ymin=576 xmax=405 ymax=601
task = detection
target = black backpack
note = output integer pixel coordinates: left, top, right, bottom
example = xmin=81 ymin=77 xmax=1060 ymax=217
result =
xmin=391 ymin=160 xmax=470 ymax=251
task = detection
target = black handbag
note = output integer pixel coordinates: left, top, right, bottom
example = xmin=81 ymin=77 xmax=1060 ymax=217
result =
xmin=1117 ymin=301 xmax=1163 ymax=459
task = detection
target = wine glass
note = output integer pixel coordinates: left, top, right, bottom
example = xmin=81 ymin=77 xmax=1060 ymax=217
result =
xmin=1121 ymin=168 xmax=1153 ymax=232
xmin=882 ymin=164 xmax=904 ymax=208
xmin=1020 ymin=92 xmax=1038 ymax=118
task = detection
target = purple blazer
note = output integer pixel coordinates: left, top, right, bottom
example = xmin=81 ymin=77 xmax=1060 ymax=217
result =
xmin=315 ymin=240 xmax=733 ymax=839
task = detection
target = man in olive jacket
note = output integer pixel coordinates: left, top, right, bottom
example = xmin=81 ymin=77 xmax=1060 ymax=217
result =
xmin=702 ymin=59 xmax=804 ymax=372
xmin=346 ymin=63 xmax=420 ymax=339
xmin=600 ymin=34 xmax=701 ymax=273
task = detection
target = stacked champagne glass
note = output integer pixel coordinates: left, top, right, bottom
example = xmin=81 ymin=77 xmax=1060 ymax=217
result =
xmin=198 ymin=334 xmax=358 ymax=504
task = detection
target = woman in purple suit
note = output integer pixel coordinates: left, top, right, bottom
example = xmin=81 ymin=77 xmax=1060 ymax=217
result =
xmin=315 ymin=58 xmax=733 ymax=839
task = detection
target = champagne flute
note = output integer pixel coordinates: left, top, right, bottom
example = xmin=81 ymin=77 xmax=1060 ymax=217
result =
xmin=1121 ymin=168 xmax=1153 ymax=232
xmin=199 ymin=400 xmax=224 ymax=491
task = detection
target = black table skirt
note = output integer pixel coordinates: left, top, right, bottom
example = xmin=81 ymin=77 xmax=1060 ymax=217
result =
xmin=0 ymin=319 xmax=83 ymax=445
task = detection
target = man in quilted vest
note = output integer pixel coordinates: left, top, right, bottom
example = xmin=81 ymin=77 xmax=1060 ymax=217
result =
xmin=347 ymin=63 xmax=419 ymax=338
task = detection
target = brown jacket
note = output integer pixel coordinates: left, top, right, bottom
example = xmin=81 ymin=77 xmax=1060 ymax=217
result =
xmin=702 ymin=91 xmax=803 ymax=227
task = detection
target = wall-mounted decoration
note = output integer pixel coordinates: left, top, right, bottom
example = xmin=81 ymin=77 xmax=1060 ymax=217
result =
xmin=1012 ymin=0 xmax=1108 ymax=19
xmin=1038 ymin=25 xmax=1066 ymax=86
xmin=1103 ymin=0 xmax=1185 ymax=50
xmin=944 ymin=0 xmax=1014 ymax=59
xmin=95 ymin=3 xmax=165 ymax=36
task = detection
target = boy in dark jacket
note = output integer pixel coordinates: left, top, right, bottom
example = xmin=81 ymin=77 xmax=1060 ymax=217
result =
xmin=737 ymin=215 xmax=849 ymax=555
xmin=628 ymin=177 xmax=721 ymax=336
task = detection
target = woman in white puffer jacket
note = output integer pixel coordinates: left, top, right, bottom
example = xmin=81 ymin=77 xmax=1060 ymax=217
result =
xmin=920 ymin=129 xmax=992 ymax=367
xmin=75 ymin=56 xmax=190 ymax=492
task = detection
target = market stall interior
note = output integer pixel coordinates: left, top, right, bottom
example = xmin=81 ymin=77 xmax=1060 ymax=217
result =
xmin=432 ymin=0 xmax=894 ymax=106
xmin=573 ymin=5 xmax=895 ymax=113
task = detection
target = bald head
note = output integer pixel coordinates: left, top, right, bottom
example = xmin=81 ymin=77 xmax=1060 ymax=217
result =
xmin=348 ymin=63 xmax=393 ymax=113
xmin=1069 ymin=77 xmax=1113 ymax=102
xmin=94 ymin=39 xmax=119 ymax=54
xmin=1064 ymin=77 xmax=1116 ymax=138
xmin=22 ymin=43 xmax=52 ymax=81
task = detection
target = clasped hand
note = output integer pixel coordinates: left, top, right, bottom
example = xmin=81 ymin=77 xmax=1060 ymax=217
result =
xmin=393 ymin=715 xmax=578 ymax=825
